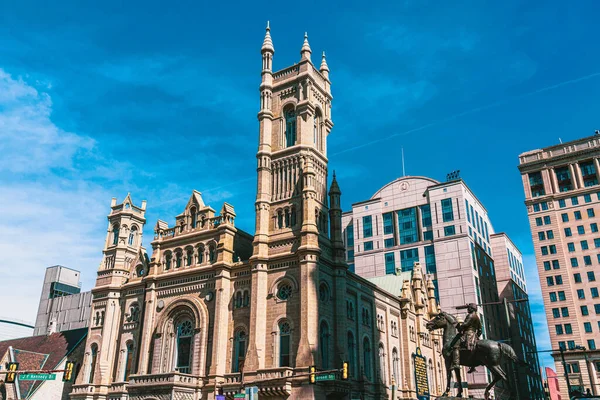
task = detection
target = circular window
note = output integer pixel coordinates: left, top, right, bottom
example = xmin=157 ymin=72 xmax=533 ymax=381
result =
xmin=178 ymin=320 xmax=193 ymax=337
xmin=277 ymin=283 xmax=293 ymax=300
xmin=136 ymin=265 xmax=145 ymax=277
xmin=319 ymin=283 xmax=329 ymax=302
xmin=279 ymin=321 xmax=291 ymax=334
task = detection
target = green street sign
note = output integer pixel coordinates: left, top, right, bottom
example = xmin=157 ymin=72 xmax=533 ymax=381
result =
xmin=315 ymin=373 xmax=336 ymax=382
xmin=234 ymin=394 xmax=245 ymax=399
xmin=20 ymin=373 xmax=56 ymax=381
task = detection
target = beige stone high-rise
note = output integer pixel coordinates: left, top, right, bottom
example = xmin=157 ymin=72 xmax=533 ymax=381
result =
xmin=69 ymin=25 xmax=445 ymax=400
xmin=519 ymin=134 xmax=600 ymax=398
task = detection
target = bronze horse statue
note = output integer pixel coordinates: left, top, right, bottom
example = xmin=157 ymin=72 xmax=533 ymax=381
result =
xmin=426 ymin=310 xmax=527 ymax=399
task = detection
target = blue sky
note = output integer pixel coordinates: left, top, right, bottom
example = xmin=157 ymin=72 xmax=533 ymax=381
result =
xmin=1 ymin=0 xmax=600 ymax=369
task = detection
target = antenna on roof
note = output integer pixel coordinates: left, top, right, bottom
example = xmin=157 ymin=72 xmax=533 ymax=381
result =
xmin=401 ymin=147 xmax=406 ymax=177
xmin=595 ymin=130 xmax=600 ymax=136
xmin=559 ymin=138 xmax=563 ymax=144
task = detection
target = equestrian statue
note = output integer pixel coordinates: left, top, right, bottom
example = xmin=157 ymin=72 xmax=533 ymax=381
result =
xmin=425 ymin=304 xmax=528 ymax=399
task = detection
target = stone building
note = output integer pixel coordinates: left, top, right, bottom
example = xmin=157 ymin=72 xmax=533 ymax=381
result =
xmin=70 ymin=24 xmax=445 ymax=400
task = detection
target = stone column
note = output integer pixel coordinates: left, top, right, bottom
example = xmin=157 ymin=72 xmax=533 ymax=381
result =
xmin=208 ymin=267 xmax=232 ymax=377
xmin=295 ymin=253 xmax=318 ymax=366
xmin=573 ymin=162 xmax=584 ymax=188
xmin=244 ymin=263 xmax=268 ymax=371
xmin=550 ymin=168 xmax=559 ymax=194
xmin=594 ymin=158 xmax=600 ymax=184
xmin=137 ymin=282 xmax=157 ymax=374
xmin=569 ymin=164 xmax=579 ymax=189
xmin=542 ymin=169 xmax=553 ymax=195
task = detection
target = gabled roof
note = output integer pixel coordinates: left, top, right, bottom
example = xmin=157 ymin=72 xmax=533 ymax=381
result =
xmin=0 ymin=328 xmax=87 ymax=397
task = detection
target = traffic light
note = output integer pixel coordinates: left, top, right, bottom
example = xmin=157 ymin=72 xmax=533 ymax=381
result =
xmin=63 ymin=361 xmax=75 ymax=382
xmin=341 ymin=361 xmax=349 ymax=380
xmin=6 ymin=362 xmax=18 ymax=383
xmin=309 ymin=365 xmax=316 ymax=384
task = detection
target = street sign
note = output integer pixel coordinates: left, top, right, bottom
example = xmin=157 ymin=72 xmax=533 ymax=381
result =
xmin=315 ymin=373 xmax=336 ymax=382
xmin=20 ymin=373 xmax=56 ymax=381
xmin=234 ymin=394 xmax=245 ymax=399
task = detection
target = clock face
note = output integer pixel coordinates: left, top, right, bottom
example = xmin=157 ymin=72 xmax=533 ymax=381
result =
xmin=157 ymin=300 xmax=165 ymax=310
xmin=205 ymin=292 xmax=214 ymax=302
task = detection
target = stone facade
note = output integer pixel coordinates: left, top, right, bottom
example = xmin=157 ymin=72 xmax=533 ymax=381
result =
xmin=70 ymin=25 xmax=444 ymax=400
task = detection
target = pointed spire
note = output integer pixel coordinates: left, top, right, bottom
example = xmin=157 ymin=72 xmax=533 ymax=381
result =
xmin=320 ymin=51 xmax=329 ymax=73
xmin=300 ymin=32 xmax=312 ymax=60
xmin=261 ymin=21 xmax=274 ymax=53
xmin=329 ymin=170 xmax=341 ymax=195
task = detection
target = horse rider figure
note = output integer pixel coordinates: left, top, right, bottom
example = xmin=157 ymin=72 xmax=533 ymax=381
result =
xmin=449 ymin=303 xmax=482 ymax=373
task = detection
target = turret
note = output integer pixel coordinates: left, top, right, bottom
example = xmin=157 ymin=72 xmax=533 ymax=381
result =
xmin=300 ymin=32 xmax=311 ymax=61
xmin=328 ymin=172 xmax=345 ymax=263
xmin=426 ymin=277 xmax=438 ymax=314
xmin=320 ymin=51 xmax=329 ymax=80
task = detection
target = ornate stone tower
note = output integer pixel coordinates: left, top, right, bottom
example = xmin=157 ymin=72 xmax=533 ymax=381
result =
xmin=84 ymin=194 xmax=146 ymax=391
xmin=246 ymin=22 xmax=334 ymax=372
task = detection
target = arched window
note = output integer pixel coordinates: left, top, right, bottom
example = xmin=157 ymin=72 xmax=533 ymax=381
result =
xmin=290 ymin=207 xmax=297 ymax=226
xmin=285 ymin=209 xmax=290 ymax=227
xmin=347 ymin=332 xmax=356 ymax=377
xmin=320 ymin=321 xmax=329 ymax=369
xmin=128 ymin=226 xmax=137 ymax=246
xmin=100 ymin=311 xmax=105 ymax=326
xmin=235 ymin=292 xmax=242 ymax=309
xmin=128 ymin=304 xmax=140 ymax=322
xmin=197 ymin=246 xmax=204 ymax=264
xmin=176 ymin=252 xmax=182 ymax=268
xmin=277 ymin=210 xmax=283 ymax=229
xmin=392 ymin=348 xmax=399 ymax=384
xmin=88 ymin=344 xmax=98 ymax=383
xmin=233 ymin=330 xmax=247 ymax=373
xmin=314 ymin=109 xmax=322 ymax=150
xmin=279 ymin=320 xmax=291 ymax=367
xmin=186 ymin=248 xmax=193 ymax=266
xmin=209 ymin=245 xmax=216 ymax=263
xmin=135 ymin=265 xmax=144 ymax=278
xmin=165 ymin=252 xmax=172 ymax=270
xmin=112 ymin=224 xmax=120 ymax=245
xmin=378 ymin=343 xmax=386 ymax=383
xmin=319 ymin=283 xmax=329 ymax=302
xmin=284 ymin=108 xmax=296 ymax=147
xmin=123 ymin=342 xmax=134 ymax=381
xmin=176 ymin=320 xmax=193 ymax=374
xmin=243 ymin=290 xmax=250 ymax=307
xmin=363 ymin=337 xmax=372 ymax=380
xmin=190 ymin=207 xmax=197 ymax=228
xmin=277 ymin=282 xmax=293 ymax=301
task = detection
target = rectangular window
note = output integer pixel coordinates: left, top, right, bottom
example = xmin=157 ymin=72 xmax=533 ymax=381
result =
xmin=556 ymin=275 xmax=563 ymax=285
xmin=572 ymin=196 xmax=579 ymax=206
xmin=538 ymin=232 xmax=546 ymax=241
xmin=542 ymin=202 xmax=549 ymax=211
xmin=559 ymin=199 xmax=566 ymax=208
xmin=529 ymin=171 xmax=546 ymax=197
xmin=588 ymin=340 xmax=596 ymax=350
xmin=423 ymin=230 xmax=433 ymax=241
xmin=596 ymin=304 xmax=600 ymax=314
xmin=550 ymin=292 xmax=557 ymax=302
xmin=547 ymin=230 xmax=554 ymax=239
xmin=584 ymin=256 xmax=592 ymax=266
xmin=585 ymin=322 xmax=593 ymax=333
xmin=541 ymin=246 xmax=548 ymax=256
xmin=555 ymin=325 xmax=564 ymax=335
xmin=555 ymin=166 xmax=573 ymax=192
xmin=581 ymin=240 xmax=589 ymax=250
xmin=398 ymin=207 xmax=417 ymax=245
xmin=363 ymin=241 xmax=373 ymax=251
xmin=589 ymin=271 xmax=596 ymax=282
xmin=347 ymin=250 xmax=355 ymax=261
xmin=536 ymin=217 xmax=543 ymax=226
xmin=578 ymin=289 xmax=585 ymax=299
xmin=544 ymin=261 xmax=551 ymax=270
xmin=384 ymin=252 xmax=395 ymax=275
xmin=581 ymin=161 xmax=598 ymax=187
xmin=420 ymin=205 xmax=432 ymax=227
xmin=568 ymin=242 xmax=575 ymax=252
xmin=533 ymin=203 xmax=540 ymax=212
xmin=574 ymin=273 xmax=582 ymax=283
xmin=465 ymin=200 xmax=470 ymax=223
xmin=384 ymin=238 xmax=395 ymax=248
xmin=561 ymin=307 xmax=569 ymax=317
xmin=585 ymin=193 xmax=593 ymax=203
xmin=592 ymin=288 xmax=599 ymax=298
xmin=565 ymin=324 xmax=572 ymax=334
xmin=568 ymin=341 xmax=576 ymax=350
xmin=558 ymin=341 xmax=566 ymax=350
xmin=552 ymin=308 xmax=560 ymax=318
xmin=561 ymin=213 xmax=569 ymax=222
xmin=588 ymin=208 xmax=595 ymax=218
xmin=565 ymin=228 xmax=572 ymax=237
xmin=544 ymin=216 xmax=551 ymax=224
xmin=571 ymin=258 xmax=579 ymax=267
xmin=400 ymin=248 xmax=419 ymax=272
xmin=575 ymin=211 xmax=582 ymax=220
xmin=581 ymin=305 xmax=589 ymax=316
xmin=553 ymin=260 xmax=560 ymax=269
xmin=550 ymin=245 xmax=557 ymax=254
xmin=444 ymin=225 xmax=456 ymax=236
xmin=346 ymin=225 xmax=354 ymax=247
xmin=547 ymin=277 xmax=554 ymax=286
xmin=441 ymin=199 xmax=454 ymax=222
xmin=362 ymin=216 xmax=373 ymax=238
xmin=592 ymin=223 xmax=599 ymax=233
xmin=578 ymin=225 xmax=585 ymax=234
xmin=425 ymin=245 xmax=436 ymax=274
xmin=383 ymin=213 xmax=394 ymax=235
xmin=559 ymin=291 xmax=566 ymax=301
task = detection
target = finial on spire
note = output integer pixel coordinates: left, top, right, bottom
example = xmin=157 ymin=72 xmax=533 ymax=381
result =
xmin=261 ymin=21 xmax=274 ymax=53
xmin=300 ymin=32 xmax=312 ymax=60
xmin=329 ymin=170 xmax=341 ymax=195
xmin=320 ymin=51 xmax=330 ymax=78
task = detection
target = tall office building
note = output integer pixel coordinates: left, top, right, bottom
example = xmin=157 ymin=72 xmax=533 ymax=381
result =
xmin=342 ymin=175 xmax=543 ymax=398
xmin=34 ymin=266 xmax=92 ymax=336
xmin=519 ymin=134 xmax=600 ymax=398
